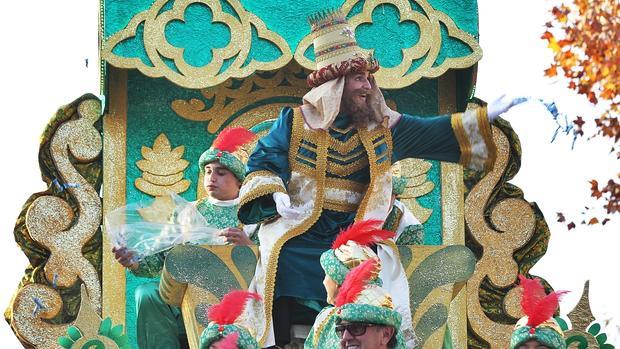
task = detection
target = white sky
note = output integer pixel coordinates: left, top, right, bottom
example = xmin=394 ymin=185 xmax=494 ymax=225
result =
xmin=0 ymin=0 xmax=617 ymax=347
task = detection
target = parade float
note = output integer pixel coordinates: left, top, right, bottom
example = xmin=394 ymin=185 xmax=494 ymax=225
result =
xmin=4 ymin=0 xmax=615 ymax=348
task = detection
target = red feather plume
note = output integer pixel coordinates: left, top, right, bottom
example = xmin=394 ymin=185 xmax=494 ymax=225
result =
xmin=212 ymin=127 xmax=256 ymax=153
xmin=208 ymin=290 xmax=261 ymax=325
xmin=335 ymin=258 xmax=379 ymax=307
xmin=518 ymin=275 xmax=568 ymax=330
xmin=332 ymin=219 xmax=395 ymax=249
xmin=214 ymin=332 xmax=239 ymax=349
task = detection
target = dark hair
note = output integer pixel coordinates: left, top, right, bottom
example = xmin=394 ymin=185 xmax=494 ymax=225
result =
xmin=387 ymin=330 xmax=397 ymax=349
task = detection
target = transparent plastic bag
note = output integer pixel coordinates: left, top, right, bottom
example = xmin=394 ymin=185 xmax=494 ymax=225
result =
xmin=104 ymin=192 xmax=226 ymax=261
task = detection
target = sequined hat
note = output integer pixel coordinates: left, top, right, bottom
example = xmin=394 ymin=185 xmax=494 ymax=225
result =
xmin=199 ymin=290 xmax=261 ymax=349
xmin=198 ymin=127 xmax=256 ymax=182
xmin=335 ymin=259 xmax=405 ymax=347
xmin=320 ymin=220 xmax=395 ymax=285
xmin=306 ymin=8 xmax=379 ymax=88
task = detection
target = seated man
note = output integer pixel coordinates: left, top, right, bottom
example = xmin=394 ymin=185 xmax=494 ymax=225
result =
xmin=112 ymin=127 xmax=257 ymax=349
xmin=510 ymin=276 xmax=567 ymax=349
xmin=199 ymin=290 xmax=262 ymax=349
xmin=334 ymin=258 xmax=406 ymax=349
xmin=237 ymin=8 xmax=523 ymax=347
xmin=305 ymin=220 xmax=398 ymax=349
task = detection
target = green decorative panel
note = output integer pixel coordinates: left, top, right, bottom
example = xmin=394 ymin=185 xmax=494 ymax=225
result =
xmin=102 ymin=0 xmax=481 ymax=89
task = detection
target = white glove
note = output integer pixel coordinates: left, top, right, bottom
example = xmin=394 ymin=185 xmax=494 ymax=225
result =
xmin=273 ymin=192 xmax=303 ymax=220
xmin=487 ymin=94 xmax=528 ymax=122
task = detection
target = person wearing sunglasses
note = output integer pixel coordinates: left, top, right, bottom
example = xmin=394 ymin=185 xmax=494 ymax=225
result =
xmin=305 ymin=220 xmax=410 ymax=348
xmin=333 ymin=259 xmax=406 ymax=349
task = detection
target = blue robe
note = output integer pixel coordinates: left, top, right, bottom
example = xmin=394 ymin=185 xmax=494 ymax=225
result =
xmin=239 ymin=107 xmax=462 ymax=302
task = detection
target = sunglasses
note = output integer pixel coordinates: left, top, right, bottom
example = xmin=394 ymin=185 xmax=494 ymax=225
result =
xmin=335 ymin=323 xmax=377 ymax=337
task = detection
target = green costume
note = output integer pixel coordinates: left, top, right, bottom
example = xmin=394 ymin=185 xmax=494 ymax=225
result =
xmin=133 ymin=127 xmax=256 ymax=348
xmin=306 ymin=220 xmax=389 ymax=349
xmin=133 ymin=197 xmax=245 ymax=349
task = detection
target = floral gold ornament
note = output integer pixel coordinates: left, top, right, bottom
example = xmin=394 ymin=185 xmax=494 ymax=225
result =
xmin=392 ymin=160 xmax=434 ymax=223
xmin=294 ymin=0 xmax=482 ymax=89
xmin=135 ymin=133 xmax=191 ymax=196
xmin=102 ymin=0 xmax=292 ymax=89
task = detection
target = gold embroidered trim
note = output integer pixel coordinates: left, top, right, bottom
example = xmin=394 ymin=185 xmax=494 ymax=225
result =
xmin=260 ymin=109 xmax=329 ymax=345
xmin=238 ymin=184 xmax=286 ymax=208
xmin=303 ymin=124 xmax=363 ymax=155
xmin=476 ymin=107 xmax=496 ymax=172
xmin=243 ymin=170 xmax=280 ymax=185
xmin=288 ymin=108 xmax=305 ymax=167
xmin=325 ymin=177 xmax=367 ymax=193
xmin=313 ymin=307 xmax=339 ymax=346
xmin=330 ymin=124 xmax=354 ymax=134
xmin=451 ymin=113 xmax=472 ymax=168
xmin=296 ymin=153 xmax=319 ymax=166
xmin=327 ymin=149 xmax=366 ymax=162
xmin=324 ymin=199 xmax=358 ymax=212
xmin=355 ymin=126 xmax=393 ymax=221
xmin=239 ymin=170 xmax=286 ymax=208
xmin=328 ymin=134 xmax=363 ymax=155
xmin=326 ymin=156 xmax=369 ymax=176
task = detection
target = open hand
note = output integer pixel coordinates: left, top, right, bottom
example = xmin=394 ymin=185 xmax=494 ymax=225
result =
xmin=112 ymin=246 xmax=138 ymax=270
xmin=219 ymin=227 xmax=253 ymax=245
xmin=487 ymin=94 xmax=528 ymax=121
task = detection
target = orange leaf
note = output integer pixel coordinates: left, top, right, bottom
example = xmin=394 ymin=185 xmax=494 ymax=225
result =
xmin=588 ymin=217 xmax=599 ymax=225
xmin=545 ymin=66 xmax=558 ymax=77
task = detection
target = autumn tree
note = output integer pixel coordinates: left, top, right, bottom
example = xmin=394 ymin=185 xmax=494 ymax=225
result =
xmin=542 ymin=0 xmax=619 ymax=227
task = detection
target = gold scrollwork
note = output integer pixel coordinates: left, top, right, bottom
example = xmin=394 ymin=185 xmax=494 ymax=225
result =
xmin=11 ymin=98 xmax=103 ymax=347
xmin=294 ymin=0 xmax=482 ymax=89
xmin=465 ymin=126 xmax=536 ymax=347
xmin=102 ymin=0 xmax=292 ymax=89
xmin=172 ymin=63 xmax=309 ymax=133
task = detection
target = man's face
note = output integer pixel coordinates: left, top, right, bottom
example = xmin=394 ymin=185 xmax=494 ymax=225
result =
xmin=204 ymin=161 xmax=241 ymax=201
xmin=518 ymin=339 xmax=550 ymax=349
xmin=341 ymin=71 xmax=373 ymax=127
xmin=337 ymin=321 xmax=395 ymax=349
xmin=323 ymin=275 xmax=339 ymax=305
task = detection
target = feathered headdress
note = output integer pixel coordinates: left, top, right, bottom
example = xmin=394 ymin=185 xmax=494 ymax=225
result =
xmin=334 ymin=258 xmax=402 ymax=341
xmin=332 ymin=219 xmax=395 ymax=249
xmin=211 ymin=127 xmax=256 ymax=154
xmin=518 ymin=275 xmax=568 ymax=333
xmin=199 ymin=290 xmax=261 ymax=349
xmin=198 ymin=127 xmax=256 ymax=181
xmin=335 ymin=258 xmax=379 ymax=307
xmin=321 ymin=219 xmax=392 ymax=286
xmin=208 ymin=290 xmax=261 ymax=326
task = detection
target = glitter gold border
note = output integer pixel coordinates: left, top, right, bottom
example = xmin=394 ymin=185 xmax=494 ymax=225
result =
xmin=438 ymin=71 xmax=467 ymax=349
xmin=102 ymin=67 xmax=127 ymax=325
